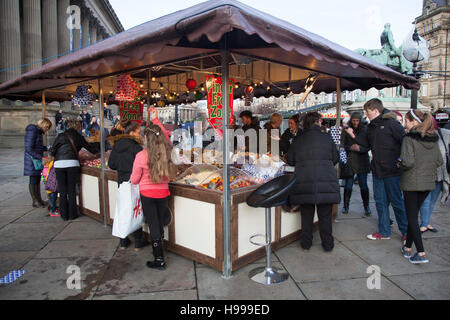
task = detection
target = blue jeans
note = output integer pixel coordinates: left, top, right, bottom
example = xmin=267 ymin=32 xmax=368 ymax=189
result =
xmin=345 ymin=173 xmax=368 ymax=191
xmin=372 ymin=175 xmax=408 ymax=237
xmin=419 ymin=181 xmax=442 ymax=228
xmin=48 ymin=192 xmax=58 ymax=212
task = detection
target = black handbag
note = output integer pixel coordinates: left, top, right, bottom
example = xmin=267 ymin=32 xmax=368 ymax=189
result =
xmin=339 ymin=161 xmax=354 ymax=179
xmin=438 ymin=129 xmax=450 ymax=174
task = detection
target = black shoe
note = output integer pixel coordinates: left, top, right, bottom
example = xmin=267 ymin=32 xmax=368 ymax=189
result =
xmin=119 ymin=237 xmax=131 ymax=250
xmin=360 ymin=189 xmax=371 ymax=216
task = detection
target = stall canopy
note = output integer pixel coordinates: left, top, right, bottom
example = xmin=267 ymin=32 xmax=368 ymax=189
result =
xmin=0 ymin=0 xmax=419 ymax=99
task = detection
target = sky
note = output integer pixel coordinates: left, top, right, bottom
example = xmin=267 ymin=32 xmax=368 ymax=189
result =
xmin=108 ymin=0 xmax=424 ymax=51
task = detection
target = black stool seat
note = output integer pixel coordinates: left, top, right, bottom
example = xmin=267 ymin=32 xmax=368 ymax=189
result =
xmin=247 ymin=174 xmax=296 ymax=208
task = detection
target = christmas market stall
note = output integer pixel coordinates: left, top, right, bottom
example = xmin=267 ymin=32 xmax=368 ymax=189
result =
xmin=0 ymin=0 xmax=420 ymax=276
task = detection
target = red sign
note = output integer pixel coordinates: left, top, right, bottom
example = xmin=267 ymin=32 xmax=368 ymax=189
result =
xmin=119 ymin=90 xmax=145 ymax=124
xmin=205 ymin=75 xmax=235 ymax=137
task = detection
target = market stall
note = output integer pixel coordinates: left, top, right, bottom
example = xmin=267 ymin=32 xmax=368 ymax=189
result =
xmin=0 ymin=0 xmax=419 ymax=277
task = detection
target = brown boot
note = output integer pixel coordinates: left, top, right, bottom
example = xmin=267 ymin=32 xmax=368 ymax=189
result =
xmin=34 ymin=184 xmax=48 ymax=208
xmin=29 ymin=184 xmax=41 ymax=208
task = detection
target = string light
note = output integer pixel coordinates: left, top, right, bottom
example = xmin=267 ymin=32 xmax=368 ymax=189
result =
xmin=151 ymin=77 xmax=156 ymax=82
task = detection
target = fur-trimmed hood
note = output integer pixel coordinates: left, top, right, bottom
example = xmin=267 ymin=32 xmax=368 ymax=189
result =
xmin=406 ymin=130 xmax=439 ymax=149
xmin=381 ymin=110 xmax=398 ymax=121
xmin=107 ymin=134 xmax=143 ymax=148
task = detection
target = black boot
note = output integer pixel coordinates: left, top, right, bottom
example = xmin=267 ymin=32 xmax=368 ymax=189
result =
xmin=146 ymin=239 xmax=166 ymax=270
xmin=29 ymin=184 xmax=41 ymax=208
xmin=342 ymin=189 xmax=352 ymax=214
xmin=361 ymin=189 xmax=372 ymax=217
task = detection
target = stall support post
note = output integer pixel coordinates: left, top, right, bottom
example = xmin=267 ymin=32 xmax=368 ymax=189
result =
xmin=221 ymin=36 xmax=232 ymax=279
xmin=42 ymin=91 xmax=47 ymax=147
xmin=147 ymin=69 xmax=152 ymax=117
xmin=335 ymin=78 xmax=342 ymax=129
xmin=98 ymin=79 xmax=107 ymax=227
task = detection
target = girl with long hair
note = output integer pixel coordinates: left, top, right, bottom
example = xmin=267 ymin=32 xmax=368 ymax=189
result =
xmin=400 ymin=109 xmax=443 ymax=264
xmin=130 ymin=114 xmax=174 ymax=270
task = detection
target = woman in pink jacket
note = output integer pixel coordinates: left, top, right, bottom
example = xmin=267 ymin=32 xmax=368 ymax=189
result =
xmin=130 ymin=113 xmax=175 ymax=270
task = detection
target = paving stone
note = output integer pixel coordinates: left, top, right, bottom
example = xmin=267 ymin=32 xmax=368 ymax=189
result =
xmin=0 ymin=257 xmax=109 ymax=300
xmin=93 ymin=290 xmax=198 ymax=300
xmin=196 ymin=262 xmax=305 ymax=300
xmin=342 ymin=239 xmax=450 ymax=277
xmin=332 ymin=218 xmax=379 ymax=242
xmin=388 ymin=271 xmax=450 ymax=300
xmin=14 ymin=208 xmax=68 ymax=224
xmin=0 ymin=207 xmax=34 ymax=229
xmin=299 ymin=276 xmax=413 ymax=300
xmin=94 ymin=249 xmax=196 ymax=297
xmin=36 ymin=239 xmax=119 ymax=259
xmin=0 ymin=222 xmax=68 ymax=252
xmin=0 ymin=192 xmax=34 ymax=208
xmin=422 ymin=237 xmax=450 ymax=263
xmin=275 ymin=243 xmax=370 ymax=283
xmin=54 ymin=222 xmax=115 ymax=241
xmin=0 ymin=251 xmax=36 ymax=276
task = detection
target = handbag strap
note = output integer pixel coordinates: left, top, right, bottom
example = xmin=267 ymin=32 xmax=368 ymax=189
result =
xmin=65 ymin=132 xmax=79 ymax=161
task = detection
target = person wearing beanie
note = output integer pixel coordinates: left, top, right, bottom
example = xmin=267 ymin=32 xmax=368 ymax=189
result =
xmin=342 ymin=111 xmax=371 ymax=216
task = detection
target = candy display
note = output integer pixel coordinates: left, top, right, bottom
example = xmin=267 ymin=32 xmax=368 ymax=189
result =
xmin=79 ymin=149 xmax=111 ymax=169
xmin=176 ymin=164 xmax=220 ymax=186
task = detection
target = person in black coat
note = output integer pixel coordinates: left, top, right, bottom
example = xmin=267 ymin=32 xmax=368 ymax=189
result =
xmin=280 ymin=114 xmax=300 ymax=157
xmin=50 ymin=120 xmax=99 ymax=221
xmin=24 ymin=118 xmax=53 ymax=208
xmin=342 ymin=112 xmax=371 ymax=216
xmin=354 ymin=99 xmax=408 ymax=240
xmin=287 ymin=112 xmax=340 ymax=252
xmin=108 ymin=121 xmax=149 ymax=251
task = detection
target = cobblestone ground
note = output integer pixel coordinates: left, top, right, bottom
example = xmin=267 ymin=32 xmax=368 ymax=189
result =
xmin=0 ymin=148 xmax=449 ymax=300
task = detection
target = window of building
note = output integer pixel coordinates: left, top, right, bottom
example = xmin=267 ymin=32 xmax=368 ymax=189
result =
xmin=421 ymin=84 xmax=428 ymax=97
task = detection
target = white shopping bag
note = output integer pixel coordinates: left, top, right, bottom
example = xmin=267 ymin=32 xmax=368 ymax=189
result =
xmin=112 ymin=182 xmax=144 ymax=239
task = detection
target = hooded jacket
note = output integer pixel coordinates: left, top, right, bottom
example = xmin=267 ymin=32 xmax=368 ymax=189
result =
xmin=50 ymin=128 xmax=99 ymax=162
xmin=287 ymin=125 xmax=340 ymax=205
xmin=108 ymin=134 xmax=143 ymax=185
xmin=355 ymin=109 xmax=405 ymax=178
xmin=400 ymin=130 xmax=443 ymax=191
xmin=342 ymin=112 xmax=370 ymax=174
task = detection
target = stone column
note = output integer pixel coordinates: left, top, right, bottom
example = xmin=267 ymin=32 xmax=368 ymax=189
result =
xmin=22 ymin=0 xmax=42 ymax=73
xmin=89 ymin=21 xmax=97 ymax=44
xmin=73 ymin=28 xmax=81 ymax=51
xmin=42 ymin=0 xmax=58 ymax=63
xmin=57 ymin=0 xmax=71 ymax=55
xmin=0 ymin=0 xmax=21 ymax=83
xmin=97 ymin=30 xmax=103 ymax=41
xmin=81 ymin=12 xmax=90 ymax=47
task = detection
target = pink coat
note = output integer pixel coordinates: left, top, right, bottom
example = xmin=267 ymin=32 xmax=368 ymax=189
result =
xmin=130 ymin=117 xmax=171 ymax=192
xmin=130 ymin=149 xmax=169 ymax=192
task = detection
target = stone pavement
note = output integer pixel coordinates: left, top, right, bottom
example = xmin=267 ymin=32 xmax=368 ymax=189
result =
xmin=0 ymin=148 xmax=449 ymax=300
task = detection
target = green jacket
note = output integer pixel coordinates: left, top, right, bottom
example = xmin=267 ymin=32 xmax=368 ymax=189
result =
xmin=400 ymin=130 xmax=443 ymax=192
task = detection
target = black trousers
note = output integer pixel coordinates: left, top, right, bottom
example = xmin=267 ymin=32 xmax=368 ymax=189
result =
xmin=299 ymin=204 xmax=334 ymax=251
xmin=141 ymin=195 xmax=168 ymax=241
xmin=403 ymin=191 xmax=429 ymax=253
xmin=55 ymin=167 xmax=80 ymax=220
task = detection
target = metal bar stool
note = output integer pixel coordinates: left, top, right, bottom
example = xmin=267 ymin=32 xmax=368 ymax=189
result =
xmin=246 ymin=174 xmax=296 ymax=285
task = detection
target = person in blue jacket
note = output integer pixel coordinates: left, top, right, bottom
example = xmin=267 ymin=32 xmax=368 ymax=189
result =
xmin=24 ymin=118 xmax=52 ymax=208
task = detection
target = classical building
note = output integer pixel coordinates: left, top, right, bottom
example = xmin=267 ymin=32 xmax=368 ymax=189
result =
xmin=416 ymin=0 xmax=450 ymax=110
xmin=0 ymin=0 xmax=124 ymax=84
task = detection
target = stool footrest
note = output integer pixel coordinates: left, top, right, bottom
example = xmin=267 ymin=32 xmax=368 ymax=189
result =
xmin=249 ymin=234 xmax=269 ymax=247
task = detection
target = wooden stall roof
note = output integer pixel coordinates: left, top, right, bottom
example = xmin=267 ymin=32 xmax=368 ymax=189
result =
xmin=0 ymin=0 xmax=419 ymax=98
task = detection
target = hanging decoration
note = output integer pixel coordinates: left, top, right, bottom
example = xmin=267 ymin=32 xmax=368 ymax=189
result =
xmin=205 ymin=75 xmax=235 ymax=137
xmin=185 ymin=79 xmax=197 ymax=91
xmin=72 ymin=85 xmax=94 ymax=106
xmin=115 ymin=74 xmax=139 ymax=101
xmin=244 ymin=85 xmax=254 ymax=106
xmin=119 ymin=90 xmax=145 ymax=124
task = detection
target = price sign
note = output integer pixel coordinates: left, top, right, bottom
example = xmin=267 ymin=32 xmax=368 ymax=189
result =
xmin=205 ymin=75 xmax=235 ymax=137
xmin=119 ymin=90 xmax=145 ymax=124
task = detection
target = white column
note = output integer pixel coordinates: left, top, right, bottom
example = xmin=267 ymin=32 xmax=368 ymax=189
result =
xmin=23 ymin=0 xmax=42 ymax=72
xmin=57 ymin=0 xmax=71 ymax=55
xmin=89 ymin=21 xmax=97 ymax=44
xmin=0 ymin=0 xmax=21 ymax=83
xmin=81 ymin=13 xmax=89 ymax=47
xmin=42 ymin=0 xmax=58 ymax=63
